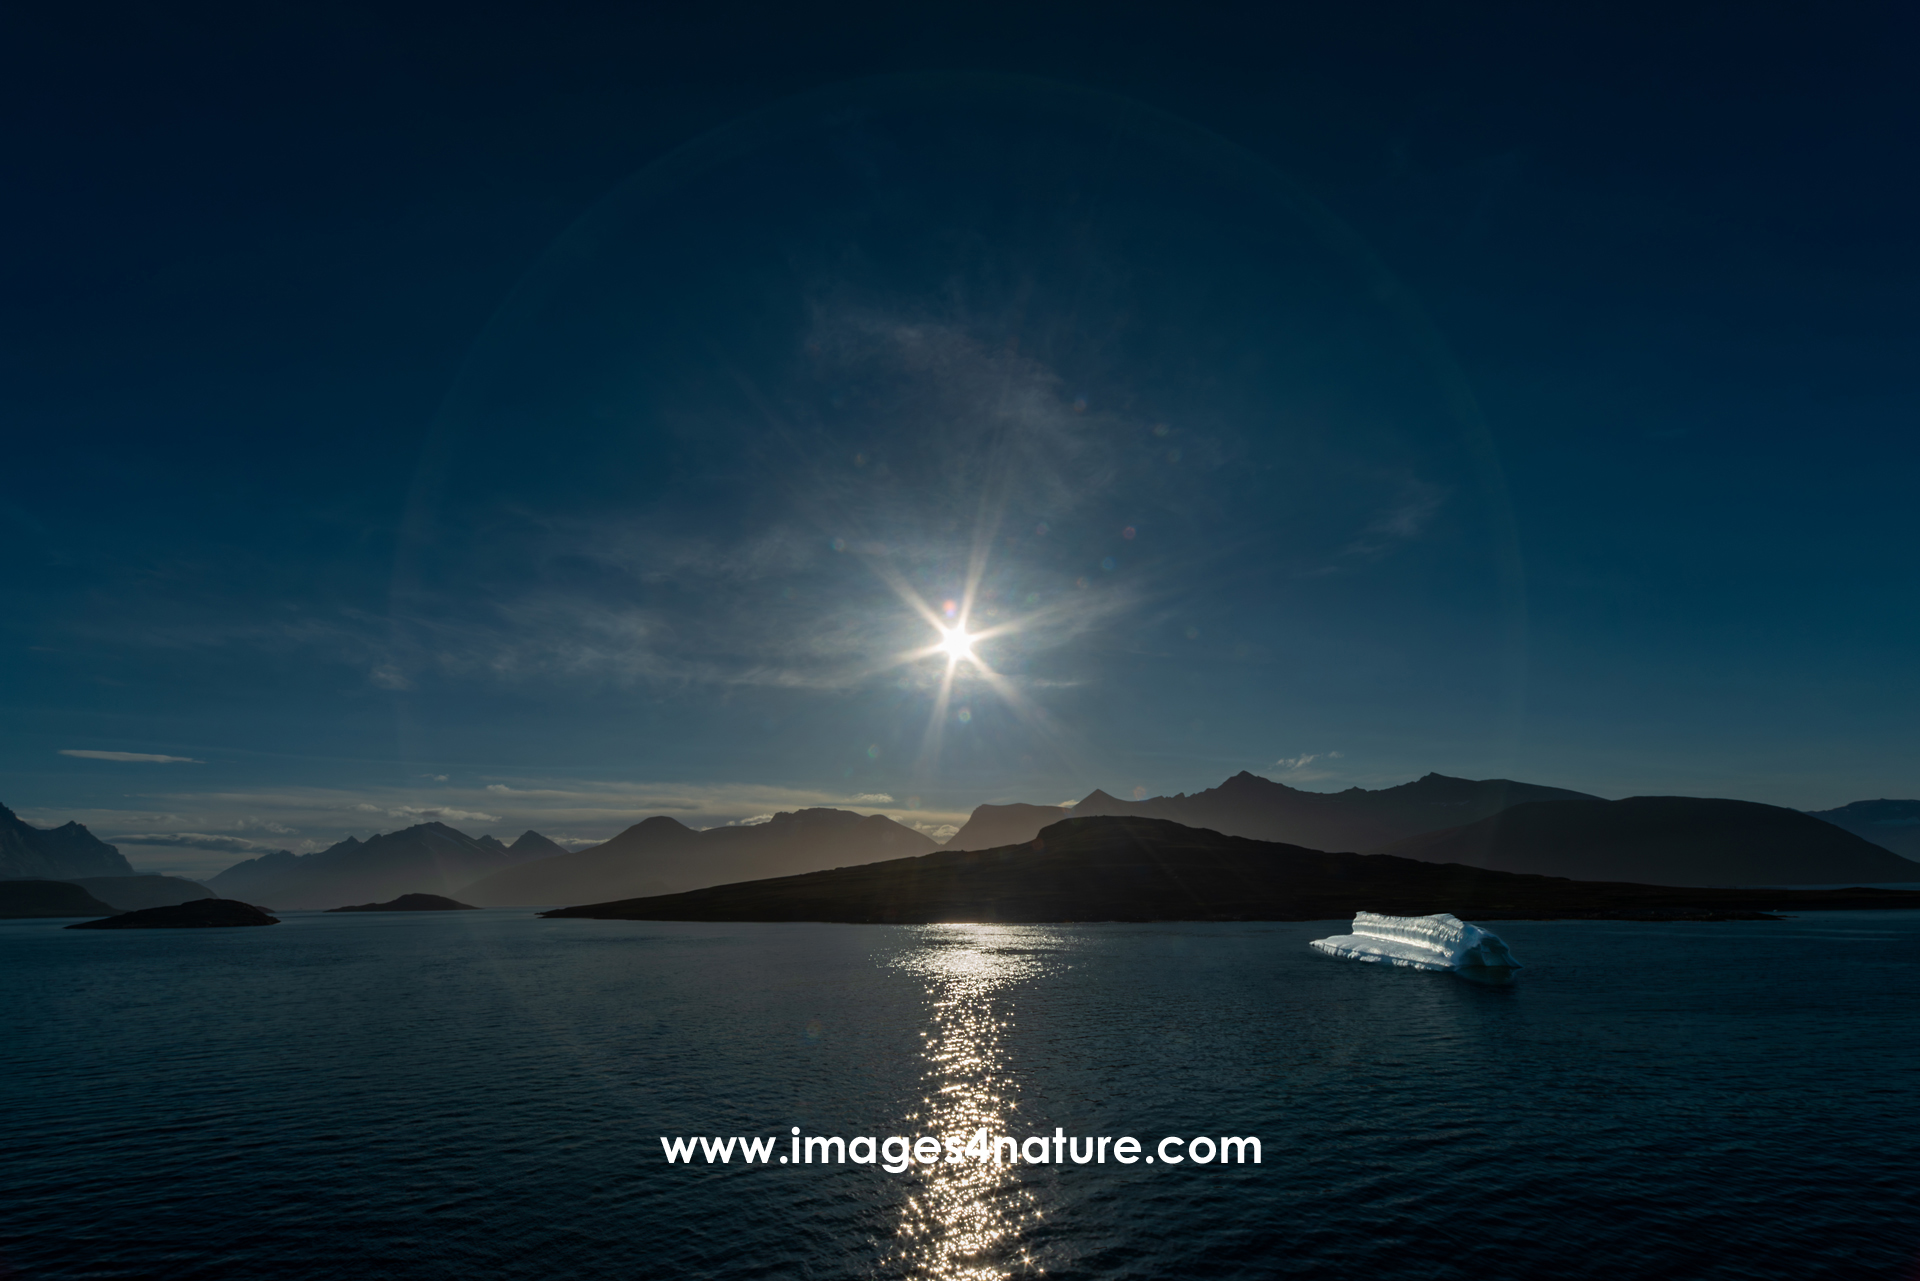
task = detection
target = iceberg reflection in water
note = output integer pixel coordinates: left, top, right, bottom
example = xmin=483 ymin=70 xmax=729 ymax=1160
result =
xmin=1310 ymin=911 xmax=1522 ymax=979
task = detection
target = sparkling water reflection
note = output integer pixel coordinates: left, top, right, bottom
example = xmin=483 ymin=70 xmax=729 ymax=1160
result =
xmin=887 ymin=928 xmax=1059 ymax=1278
xmin=3 ymin=913 xmax=1918 ymax=1280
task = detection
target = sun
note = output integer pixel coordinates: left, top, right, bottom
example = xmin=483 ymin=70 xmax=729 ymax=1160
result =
xmin=938 ymin=626 xmax=976 ymax=662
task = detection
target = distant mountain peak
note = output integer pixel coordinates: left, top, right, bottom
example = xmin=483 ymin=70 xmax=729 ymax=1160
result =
xmin=1218 ymin=771 xmax=1287 ymax=793
xmin=0 ymin=802 xmax=135 ymax=880
xmin=508 ymin=830 xmax=572 ymax=858
xmin=768 ymin=808 xmax=903 ymax=830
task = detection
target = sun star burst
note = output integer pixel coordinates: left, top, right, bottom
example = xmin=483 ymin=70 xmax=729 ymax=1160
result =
xmin=939 ymin=626 xmax=976 ymax=662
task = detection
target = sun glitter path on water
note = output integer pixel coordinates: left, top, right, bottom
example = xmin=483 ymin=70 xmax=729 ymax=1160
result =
xmin=885 ymin=927 xmax=1057 ymax=1279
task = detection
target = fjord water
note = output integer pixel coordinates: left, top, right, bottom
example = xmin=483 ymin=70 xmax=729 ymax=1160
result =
xmin=3 ymin=913 xmax=1916 ymax=1280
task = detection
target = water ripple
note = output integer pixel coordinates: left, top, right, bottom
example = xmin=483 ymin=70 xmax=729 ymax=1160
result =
xmin=1 ymin=912 xmax=1916 ymax=1278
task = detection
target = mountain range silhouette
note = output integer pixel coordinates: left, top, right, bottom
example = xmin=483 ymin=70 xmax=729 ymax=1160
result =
xmin=207 ymin=825 xmax=566 ymax=908
xmin=461 ymin=808 xmax=936 ymax=906
xmin=953 ymin=772 xmax=1597 ymax=851
xmin=5 ymin=770 xmax=1917 ymax=914
xmin=1373 ymin=796 xmax=1919 ymax=885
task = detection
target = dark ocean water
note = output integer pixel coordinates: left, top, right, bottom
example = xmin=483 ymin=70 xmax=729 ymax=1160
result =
xmin=3 ymin=910 xmax=1917 ymax=1280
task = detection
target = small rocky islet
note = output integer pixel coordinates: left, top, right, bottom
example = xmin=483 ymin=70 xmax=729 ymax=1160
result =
xmin=326 ymin=893 xmax=478 ymax=912
xmin=66 ymin=899 xmax=279 ymax=929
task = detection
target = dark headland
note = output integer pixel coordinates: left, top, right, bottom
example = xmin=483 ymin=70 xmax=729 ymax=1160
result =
xmin=67 ymin=899 xmax=280 ymax=929
xmin=540 ymin=816 xmax=1920 ymax=925
xmin=326 ymin=893 xmax=478 ymax=912
xmin=0 ymin=880 xmax=124 ymax=919
xmin=67 ymin=875 xmax=216 ymax=911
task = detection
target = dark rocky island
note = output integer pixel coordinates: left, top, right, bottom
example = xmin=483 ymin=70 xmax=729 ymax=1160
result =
xmin=67 ymin=898 xmax=279 ymax=928
xmin=0 ymin=880 xmax=124 ymax=918
xmin=326 ymin=893 xmax=478 ymax=912
xmin=539 ymin=815 xmax=1920 ymax=925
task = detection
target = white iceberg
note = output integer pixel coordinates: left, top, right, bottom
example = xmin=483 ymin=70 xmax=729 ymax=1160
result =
xmin=1309 ymin=912 xmax=1521 ymax=974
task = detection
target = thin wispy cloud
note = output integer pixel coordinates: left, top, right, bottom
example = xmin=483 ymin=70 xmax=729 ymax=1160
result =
xmin=53 ymin=313 xmax=1159 ymax=716
xmin=105 ymin=832 xmax=279 ymax=853
xmin=1273 ymin=751 xmax=1343 ymax=772
xmin=388 ymin=805 xmax=501 ymax=824
xmin=1341 ymin=480 xmax=1447 ymax=562
xmin=1269 ymin=750 xmax=1347 ymax=784
xmin=60 ymin=749 xmax=203 ymax=764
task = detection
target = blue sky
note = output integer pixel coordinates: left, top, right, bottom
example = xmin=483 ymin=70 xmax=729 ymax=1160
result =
xmin=3 ymin=2 xmax=1915 ymax=876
